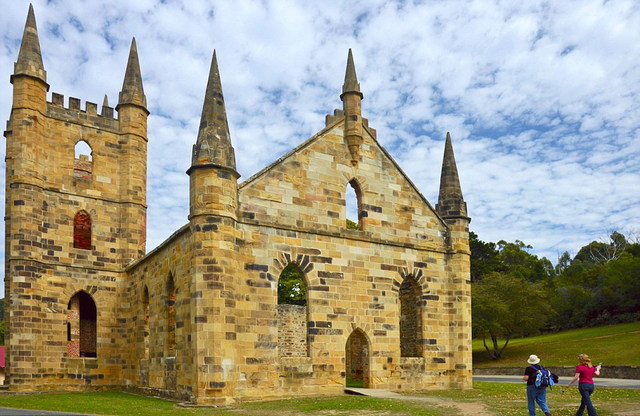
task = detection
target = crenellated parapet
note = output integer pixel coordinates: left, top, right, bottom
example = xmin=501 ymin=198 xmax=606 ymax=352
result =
xmin=47 ymin=92 xmax=119 ymax=130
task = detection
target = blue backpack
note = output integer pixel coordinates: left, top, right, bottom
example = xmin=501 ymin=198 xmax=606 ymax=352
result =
xmin=533 ymin=365 xmax=555 ymax=388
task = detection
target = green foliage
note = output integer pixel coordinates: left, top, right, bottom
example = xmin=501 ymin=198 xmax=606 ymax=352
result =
xmin=472 ymin=272 xmax=554 ymax=360
xmin=470 ymin=233 xmax=552 ymax=283
xmin=473 ymin=321 xmax=640 ymax=367
xmin=346 ymin=218 xmax=359 ymax=230
xmin=277 ymin=263 xmax=307 ymax=305
xmin=472 ymin=230 xmax=640 ymax=344
xmin=550 ymin=238 xmax=640 ymax=330
xmin=469 ymin=232 xmax=501 ymax=281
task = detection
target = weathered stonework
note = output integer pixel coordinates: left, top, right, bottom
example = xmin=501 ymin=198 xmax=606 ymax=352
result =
xmin=3 ymin=6 xmax=472 ymax=405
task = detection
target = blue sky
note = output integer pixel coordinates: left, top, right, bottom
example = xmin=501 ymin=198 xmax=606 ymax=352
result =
xmin=1 ymin=0 xmax=639 ymax=291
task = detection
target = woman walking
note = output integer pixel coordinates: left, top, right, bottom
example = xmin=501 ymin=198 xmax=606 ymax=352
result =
xmin=566 ymin=354 xmax=601 ymax=416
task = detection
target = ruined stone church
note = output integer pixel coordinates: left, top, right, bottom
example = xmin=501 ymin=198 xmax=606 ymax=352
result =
xmin=3 ymin=5 xmax=471 ymax=405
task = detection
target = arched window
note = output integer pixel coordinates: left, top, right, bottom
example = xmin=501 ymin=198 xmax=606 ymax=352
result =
xmin=277 ymin=263 xmax=309 ymax=357
xmin=166 ymin=274 xmax=176 ymax=357
xmin=345 ymin=179 xmax=362 ymax=230
xmin=73 ymin=140 xmax=93 ymax=180
xmin=399 ymin=275 xmax=422 ymax=357
xmin=67 ymin=291 xmax=97 ymax=358
xmin=143 ymin=286 xmax=150 ymax=359
xmin=73 ymin=210 xmax=92 ymax=250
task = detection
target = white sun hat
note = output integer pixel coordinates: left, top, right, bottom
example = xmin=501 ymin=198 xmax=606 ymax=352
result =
xmin=527 ymin=354 xmax=541 ymax=365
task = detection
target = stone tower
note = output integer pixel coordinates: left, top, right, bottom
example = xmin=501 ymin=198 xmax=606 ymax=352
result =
xmin=4 ymin=6 xmax=148 ymax=388
xmin=436 ymin=132 xmax=472 ymax=386
xmin=186 ymin=50 xmax=241 ymax=401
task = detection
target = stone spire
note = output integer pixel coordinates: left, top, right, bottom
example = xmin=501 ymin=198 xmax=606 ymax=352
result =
xmin=436 ymin=132 xmax=468 ymax=219
xmin=117 ymin=38 xmax=147 ymax=111
xmin=340 ymin=49 xmax=364 ymax=166
xmin=341 ymin=48 xmax=363 ymax=99
xmin=12 ymin=3 xmax=47 ymax=85
xmin=189 ymin=50 xmax=237 ymax=172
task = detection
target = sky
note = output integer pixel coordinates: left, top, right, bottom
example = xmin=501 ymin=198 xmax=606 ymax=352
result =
xmin=1 ymin=0 xmax=639 ymax=290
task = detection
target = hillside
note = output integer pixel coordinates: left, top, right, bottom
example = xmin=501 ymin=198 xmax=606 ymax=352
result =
xmin=473 ymin=321 xmax=640 ymax=368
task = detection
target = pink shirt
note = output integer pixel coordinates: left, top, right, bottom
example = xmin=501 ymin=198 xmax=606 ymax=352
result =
xmin=576 ymin=364 xmax=597 ymax=384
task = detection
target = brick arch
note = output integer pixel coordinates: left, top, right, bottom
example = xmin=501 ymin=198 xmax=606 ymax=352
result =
xmin=346 ymin=323 xmax=372 ymax=341
xmin=391 ymin=267 xmax=426 ymax=293
xmin=62 ymin=283 xmax=99 ymax=305
xmin=340 ymin=173 xmax=369 ymax=193
xmin=273 ymin=252 xmax=313 ymax=275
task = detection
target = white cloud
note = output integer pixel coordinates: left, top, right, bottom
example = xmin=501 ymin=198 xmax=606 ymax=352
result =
xmin=1 ymin=0 xmax=639 ymax=293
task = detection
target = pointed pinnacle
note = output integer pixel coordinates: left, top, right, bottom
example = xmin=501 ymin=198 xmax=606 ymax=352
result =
xmin=341 ymin=48 xmax=363 ymax=99
xmin=437 ymin=132 xmax=467 ymax=218
xmin=439 ymin=132 xmax=463 ymax=200
xmin=102 ymin=94 xmax=109 ymax=107
xmin=13 ymin=3 xmax=47 ymax=84
xmin=191 ymin=50 xmax=236 ymax=171
xmin=117 ymin=37 xmax=147 ymax=110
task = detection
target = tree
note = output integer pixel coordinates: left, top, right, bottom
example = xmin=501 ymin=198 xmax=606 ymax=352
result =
xmin=469 ymin=232 xmax=501 ymax=281
xmin=470 ymin=233 xmax=553 ymax=282
xmin=277 ymin=263 xmax=307 ymax=305
xmin=473 ymin=272 xmax=554 ymax=360
xmin=575 ymin=231 xmax=628 ymax=264
xmin=496 ymin=240 xmax=553 ymax=282
xmin=346 ymin=219 xmax=358 ymax=230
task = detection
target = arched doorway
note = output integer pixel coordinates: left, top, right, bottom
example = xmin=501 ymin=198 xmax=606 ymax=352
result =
xmin=345 ymin=329 xmax=370 ymax=387
xmin=67 ymin=291 xmax=97 ymax=358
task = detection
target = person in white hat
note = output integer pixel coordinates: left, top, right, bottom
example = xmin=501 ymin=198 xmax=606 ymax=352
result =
xmin=523 ymin=354 xmax=552 ymax=416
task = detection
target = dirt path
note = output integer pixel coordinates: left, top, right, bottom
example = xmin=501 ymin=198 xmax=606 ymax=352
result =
xmin=345 ymin=388 xmax=493 ymax=415
xmin=402 ymin=395 xmax=493 ymax=416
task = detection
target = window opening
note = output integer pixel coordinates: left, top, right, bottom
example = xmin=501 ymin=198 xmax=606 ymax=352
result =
xmin=73 ymin=210 xmax=92 ymax=250
xmin=277 ymin=263 xmax=309 ymax=357
xmin=399 ymin=275 xmax=422 ymax=357
xmin=143 ymin=286 xmax=150 ymax=359
xmin=346 ymin=179 xmax=361 ymax=230
xmin=73 ymin=140 xmax=93 ymax=180
xmin=166 ymin=275 xmax=176 ymax=357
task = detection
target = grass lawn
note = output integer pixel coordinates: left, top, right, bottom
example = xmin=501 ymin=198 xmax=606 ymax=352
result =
xmin=473 ymin=321 xmax=640 ymax=367
xmin=0 ymin=383 xmax=639 ymax=416
xmin=0 ymin=391 xmax=443 ymax=416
